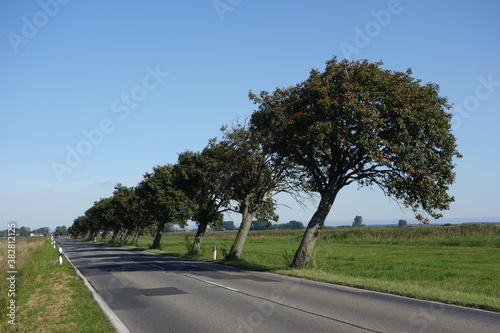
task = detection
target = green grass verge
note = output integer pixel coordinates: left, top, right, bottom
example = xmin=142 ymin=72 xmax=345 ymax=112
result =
xmin=0 ymin=238 xmax=115 ymax=332
xmin=107 ymin=224 xmax=500 ymax=312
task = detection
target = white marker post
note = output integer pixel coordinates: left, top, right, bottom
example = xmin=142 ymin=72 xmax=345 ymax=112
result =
xmin=58 ymin=247 xmax=63 ymax=265
xmin=213 ymin=242 xmax=217 ymax=260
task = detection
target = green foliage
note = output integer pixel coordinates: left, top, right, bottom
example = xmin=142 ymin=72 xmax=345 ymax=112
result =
xmin=175 ymin=150 xmax=228 ymax=229
xmin=54 ymin=226 xmax=69 ymax=236
xmin=250 ymin=219 xmax=269 ymax=230
xmin=352 ymin=215 xmax=365 ymax=227
xmin=250 ymin=57 xmax=461 ymax=222
xmin=203 ymin=123 xmax=303 ymax=259
xmin=138 ymin=165 xmax=193 ymax=227
xmin=19 ymin=226 xmax=31 ymax=236
xmin=165 ymin=222 xmax=175 ymax=232
xmin=203 ymin=123 xmax=300 ymax=217
xmin=136 ymin=164 xmax=194 ymax=249
xmin=272 ymin=220 xmax=305 ymax=230
xmin=221 ymin=221 xmax=236 ymax=230
xmin=250 ymin=56 xmax=462 ymax=268
xmin=112 ymin=184 xmax=146 ymax=233
xmin=69 ymin=215 xmax=88 ymax=239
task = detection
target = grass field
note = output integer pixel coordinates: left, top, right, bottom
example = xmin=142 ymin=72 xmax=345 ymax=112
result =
xmin=0 ymin=237 xmax=114 ymax=333
xmin=113 ymin=223 xmax=500 ymax=312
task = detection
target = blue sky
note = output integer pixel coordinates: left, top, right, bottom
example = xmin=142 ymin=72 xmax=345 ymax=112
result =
xmin=1 ymin=0 xmax=499 ymax=231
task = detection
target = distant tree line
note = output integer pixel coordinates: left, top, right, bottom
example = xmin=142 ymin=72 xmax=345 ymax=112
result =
xmin=0 ymin=226 xmax=35 ymax=237
xmin=351 ymin=216 xmax=408 ymax=227
xmin=272 ymin=220 xmax=305 ymax=230
xmin=0 ymin=225 xmax=69 ymax=237
xmin=68 ymin=57 xmax=460 ymax=268
xmin=54 ymin=226 xmax=70 ymax=236
xmin=212 ymin=220 xmax=304 ymax=231
xmin=220 ymin=221 xmax=236 ymax=230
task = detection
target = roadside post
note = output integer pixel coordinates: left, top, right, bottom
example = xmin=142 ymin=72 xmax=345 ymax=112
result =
xmin=58 ymin=246 xmax=63 ymax=265
xmin=213 ymin=242 xmax=217 ymax=260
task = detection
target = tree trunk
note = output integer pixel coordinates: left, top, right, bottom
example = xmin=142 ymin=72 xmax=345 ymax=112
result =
xmin=227 ymin=201 xmax=258 ymax=260
xmin=290 ymin=189 xmax=339 ymax=269
xmin=122 ymin=229 xmax=133 ymax=244
xmin=115 ymin=229 xmax=125 ymax=243
xmin=132 ymin=227 xmax=141 ymax=245
xmin=119 ymin=229 xmax=129 ymax=243
xmin=110 ymin=226 xmax=120 ymax=243
xmin=191 ymin=221 xmax=208 ymax=254
xmin=88 ymin=229 xmax=98 ymax=241
xmin=151 ymin=221 xmax=166 ymax=249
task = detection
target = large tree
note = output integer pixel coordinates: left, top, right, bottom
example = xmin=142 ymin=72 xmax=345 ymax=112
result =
xmin=174 ymin=150 xmax=230 ymax=254
xmin=109 ymin=184 xmax=149 ymax=245
xmin=54 ymin=226 xmax=69 ymax=236
xmin=108 ymin=185 xmax=129 ymax=243
xmin=137 ymin=165 xmax=193 ymax=250
xmin=69 ymin=216 xmax=89 ymax=239
xmin=83 ymin=197 xmax=118 ymax=241
xmin=204 ymin=123 xmax=304 ymax=260
xmin=250 ymin=57 xmax=462 ymax=268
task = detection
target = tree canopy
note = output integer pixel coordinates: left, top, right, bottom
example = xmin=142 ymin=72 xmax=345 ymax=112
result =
xmin=250 ymin=57 xmax=461 ymax=268
xmin=352 ymin=216 xmax=364 ymax=227
xmin=203 ymin=123 xmax=304 ymax=259
xmin=136 ymin=165 xmax=193 ymax=249
xmin=174 ymin=150 xmax=229 ymax=254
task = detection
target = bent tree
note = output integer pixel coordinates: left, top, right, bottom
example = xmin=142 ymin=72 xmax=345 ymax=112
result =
xmin=83 ymin=197 xmax=115 ymax=241
xmin=110 ymin=184 xmax=139 ymax=244
xmin=137 ymin=165 xmax=193 ymax=250
xmin=204 ymin=123 xmax=303 ymax=260
xmin=112 ymin=184 xmax=152 ymax=245
xmin=69 ymin=215 xmax=89 ymax=239
xmin=250 ymin=57 xmax=462 ymax=268
xmin=174 ymin=151 xmax=230 ymax=254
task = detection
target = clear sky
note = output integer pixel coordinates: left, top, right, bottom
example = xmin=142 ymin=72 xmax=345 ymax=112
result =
xmin=1 ymin=0 xmax=499 ymax=231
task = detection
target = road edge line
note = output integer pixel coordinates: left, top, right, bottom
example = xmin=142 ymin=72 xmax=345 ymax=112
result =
xmin=63 ymin=252 xmax=130 ymax=333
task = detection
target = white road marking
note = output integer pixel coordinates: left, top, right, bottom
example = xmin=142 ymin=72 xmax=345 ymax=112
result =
xmin=201 ymin=279 xmax=239 ymax=292
xmin=149 ymin=264 xmax=165 ymax=270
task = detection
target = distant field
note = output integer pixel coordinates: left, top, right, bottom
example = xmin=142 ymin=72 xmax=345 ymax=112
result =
xmin=114 ymin=224 xmax=500 ymax=312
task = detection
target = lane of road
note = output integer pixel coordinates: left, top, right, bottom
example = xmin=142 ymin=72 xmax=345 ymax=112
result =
xmin=55 ymin=238 xmax=500 ymax=333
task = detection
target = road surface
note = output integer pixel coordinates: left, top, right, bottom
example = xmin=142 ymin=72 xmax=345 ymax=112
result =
xmin=55 ymin=238 xmax=500 ymax=333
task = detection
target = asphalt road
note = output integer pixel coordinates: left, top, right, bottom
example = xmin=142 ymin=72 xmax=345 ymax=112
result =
xmin=55 ymin=238 xmax=500 ymax=333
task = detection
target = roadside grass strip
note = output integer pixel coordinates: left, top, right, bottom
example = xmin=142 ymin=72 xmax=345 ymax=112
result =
xmin=0 ymin=238 xmax=115 ymax=332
